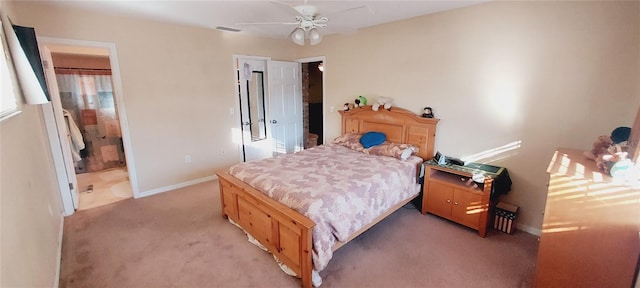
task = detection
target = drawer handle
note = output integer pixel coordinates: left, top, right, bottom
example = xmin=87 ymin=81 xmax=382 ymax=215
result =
xmin=454 ymin=202 xmax=459 ymax=205
xmin=446 ymin=199 xmax=451 ymax=203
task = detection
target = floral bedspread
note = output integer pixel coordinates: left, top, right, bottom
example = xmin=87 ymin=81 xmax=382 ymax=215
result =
xmin=228 ymin=143 xmax=422 ymax=272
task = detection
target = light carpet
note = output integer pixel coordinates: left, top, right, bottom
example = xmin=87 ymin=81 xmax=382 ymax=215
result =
xmin=59 ymin=180 xmax=539 ymax=287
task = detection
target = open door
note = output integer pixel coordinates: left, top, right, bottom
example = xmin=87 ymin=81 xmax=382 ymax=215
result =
xmin=234 ymin=57 xmax=303 ymax=161
xmin=39 ymin=45 xmax=79 ymax=214
xmin=267 ymin=60 xmax=303 ymax=155
xmin=237 ymin=58 xmax=273 ymax=162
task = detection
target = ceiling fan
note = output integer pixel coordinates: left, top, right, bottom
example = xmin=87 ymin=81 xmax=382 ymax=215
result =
xmin=236 ymin=1 xmax=369 ymax=46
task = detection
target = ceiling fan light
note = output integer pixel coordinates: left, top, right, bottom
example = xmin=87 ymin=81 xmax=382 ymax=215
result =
xmin=290 ymin=28 xmax=305 ymax=45
xmin=309 ymin=28 xmax=322 ymax=45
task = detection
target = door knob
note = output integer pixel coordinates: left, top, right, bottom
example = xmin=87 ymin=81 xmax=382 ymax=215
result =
xmin=270 ymin=120 xmax=278 ymax=124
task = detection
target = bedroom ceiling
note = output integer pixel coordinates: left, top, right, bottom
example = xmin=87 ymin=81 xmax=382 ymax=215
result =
xmin=35 ymin=0 xmax=487 ymax=39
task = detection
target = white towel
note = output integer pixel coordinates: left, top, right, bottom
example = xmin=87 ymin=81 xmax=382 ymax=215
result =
xmin=63 ymin=109 xmax=85 ymax=162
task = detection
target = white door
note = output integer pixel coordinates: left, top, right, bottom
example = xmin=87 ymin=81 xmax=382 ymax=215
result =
xmin=238 ymin=58 xmax=272 ymax=162
xmin=267 ymin=61 xmax=303 ymax=155
xmin=40 ymin=45 xmax=79 ymax=212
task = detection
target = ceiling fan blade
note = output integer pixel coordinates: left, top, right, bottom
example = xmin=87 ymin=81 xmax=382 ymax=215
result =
xmin=320 ymin=5 xmax=373 ymax=18
xmin=270 ymin=1 xmax=305 ymax=17
xmin=235 ymin=21 xmax=300 ymax=26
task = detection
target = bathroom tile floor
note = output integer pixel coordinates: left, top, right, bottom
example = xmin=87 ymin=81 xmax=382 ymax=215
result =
xmin=76 ymin=166 xmax=132 ymax=211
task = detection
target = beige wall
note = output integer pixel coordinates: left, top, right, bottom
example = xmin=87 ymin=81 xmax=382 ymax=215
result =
xmin=298 ymin=1 xmax=640 ymax=232
xmin=1 ymin=1 xmax=64 ymax=286
xmin=0 ymin=107 xmax=63 ymax=288
xmin=8 ymin=1 xmax=296 ymax=193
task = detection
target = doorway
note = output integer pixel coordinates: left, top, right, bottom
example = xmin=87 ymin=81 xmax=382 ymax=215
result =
xmin=299 ymin=57 xmax=325 ymax=147
xmin=302 ymin=61 xmax=324 ymax=147
xmin=39 ymin=37 xmax=138 ymax=215
xmin=234 ymin=56 xmax=304 ymax=162
xmin=52 ymin=52 xmax=130 ymax=210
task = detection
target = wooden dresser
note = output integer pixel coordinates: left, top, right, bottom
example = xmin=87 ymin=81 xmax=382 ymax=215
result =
xmin=534 ymin=148 xmax=640 ymax=287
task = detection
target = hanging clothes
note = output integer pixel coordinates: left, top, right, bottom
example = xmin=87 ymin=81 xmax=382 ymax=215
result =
xmin=62 ymin=109 xmax=85 ymax=162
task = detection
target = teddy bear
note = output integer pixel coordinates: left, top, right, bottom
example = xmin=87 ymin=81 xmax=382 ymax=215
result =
xmin=584 ymin=135 xmax=613 ymax=161
xmin=372 ymin=96 xmax=393 ymax=111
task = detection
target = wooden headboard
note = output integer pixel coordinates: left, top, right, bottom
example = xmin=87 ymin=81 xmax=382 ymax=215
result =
xmin=339 ymin=106 xmax=439 ymax=160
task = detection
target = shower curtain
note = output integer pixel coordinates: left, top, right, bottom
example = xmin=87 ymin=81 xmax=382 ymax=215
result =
xmin=56 ymin=74 xmax=126 ymax=173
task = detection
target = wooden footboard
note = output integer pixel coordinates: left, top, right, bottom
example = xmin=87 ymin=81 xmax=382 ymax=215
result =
xmin=216 ymin=170 xmax=316 ymax=288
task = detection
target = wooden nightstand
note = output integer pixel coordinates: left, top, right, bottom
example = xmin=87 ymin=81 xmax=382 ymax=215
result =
xmin=421 ymin=161 xmax=510 ymax=237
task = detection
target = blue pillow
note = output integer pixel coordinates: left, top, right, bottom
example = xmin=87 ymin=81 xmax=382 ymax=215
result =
xmin=360 ymin=132 xmax=386 ymax=148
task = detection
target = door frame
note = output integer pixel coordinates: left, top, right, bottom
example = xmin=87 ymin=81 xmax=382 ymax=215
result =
xmin=232 ymin=55 xmax=271 ymax=162
xmin=296 ymin=56 xmax=326 ymax=144
xmin=38 ymin=37 xmax=139 ymax=215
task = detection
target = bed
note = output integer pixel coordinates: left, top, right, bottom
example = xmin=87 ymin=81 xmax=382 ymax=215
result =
xmin=216 ymin=106 xmax=438 ymax=287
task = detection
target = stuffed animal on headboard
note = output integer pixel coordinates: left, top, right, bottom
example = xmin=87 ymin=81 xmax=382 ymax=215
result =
xmin=422 ymin=107 xmax=434 ymax=118
xmin=354 ymin=96 xmax=367 ymax=108
xmin=372 ymin=96 xmax=393 ymax=111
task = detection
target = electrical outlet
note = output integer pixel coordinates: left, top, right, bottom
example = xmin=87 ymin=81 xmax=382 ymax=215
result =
xmin=184 ymin=155 xmax=192 ymax=163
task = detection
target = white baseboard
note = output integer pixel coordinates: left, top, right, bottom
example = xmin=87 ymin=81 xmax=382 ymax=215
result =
xmin=517 ymin=223 xmax=541 ymax=236
xmin=136 ymin=175 xmax=218 ymax=199
xmin=54 ymin=215 xmax=64 ymax=288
